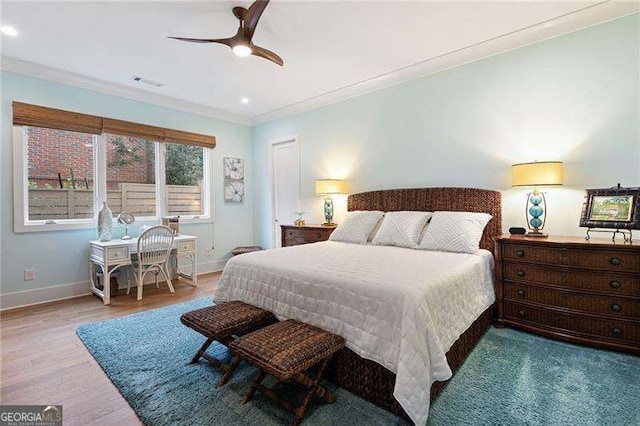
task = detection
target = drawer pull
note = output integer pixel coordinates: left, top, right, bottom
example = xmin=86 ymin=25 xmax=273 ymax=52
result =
xmin=609 ymin=281 xmax=621 ymax=289
xmin=611 ymin=327 xmax=622 ymax=337
xmin=317 ymin=233 xmax=322 ymax=239
xmin=288 ymin=232 xmax=293 ymax=237
xmin=610 ymin=304 xmax=622 ymax=312
xmin=517 ymin=290 xmax=525 ymax=297
xmin=517 ymin=270 xmax=525 ymax=277
xmin=518 ymin=310 xmax=526 ymax=318
xmin=516 ymin=250 xmax=525 ymax=258
xmin=609 ymin=257 xmax=621 ymax=266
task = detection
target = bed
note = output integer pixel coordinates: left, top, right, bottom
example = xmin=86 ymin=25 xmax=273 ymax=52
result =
xmin=214 ymin=187 xmax=502 ymax=424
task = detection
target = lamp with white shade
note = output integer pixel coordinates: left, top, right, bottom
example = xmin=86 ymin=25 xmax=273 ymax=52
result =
xmin=512 ymin=161 xmax=563 ymax=237
xmin=315 ymin=179 xmax=346 ymax=226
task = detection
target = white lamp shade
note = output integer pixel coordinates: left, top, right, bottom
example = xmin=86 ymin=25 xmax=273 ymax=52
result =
xmin=512 ymin=161 xmax=563 ymax=187
xmin=315 ymin=179 xmax=346 ymax=195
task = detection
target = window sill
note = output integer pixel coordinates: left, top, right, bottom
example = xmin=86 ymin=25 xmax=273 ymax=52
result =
xmin=14 ymin=216 xmax=214 ymax=233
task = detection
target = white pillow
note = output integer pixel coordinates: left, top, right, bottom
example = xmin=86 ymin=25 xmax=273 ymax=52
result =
xmin=329 ymin=211 xmax=385 ymax=244
xmin=418 ymin=211 xmax=492 ymax=254
xmin=371 ymin=211 xmax=433 ymax=249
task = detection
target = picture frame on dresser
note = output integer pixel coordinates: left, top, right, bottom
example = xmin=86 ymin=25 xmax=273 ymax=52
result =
xmin=580 ymin=186 xmax=640 ymax=241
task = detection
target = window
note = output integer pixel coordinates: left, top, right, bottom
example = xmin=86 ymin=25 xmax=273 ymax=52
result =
xmin=25 ymin=127 xmax=96 ymax=221
xmin=13 ymin=103 xmax=215 ymax=232
xmin=165 ymin=143 xmax=205 ymax=217
xmin=105 ymin=134 xmax=157 ymax=218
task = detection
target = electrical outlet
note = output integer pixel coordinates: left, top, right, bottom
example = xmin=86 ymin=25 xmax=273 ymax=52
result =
xmin=24 ymin=269 xmax=35 ymax=281
xmin=205 ymin=248 xmax=211 ymax=257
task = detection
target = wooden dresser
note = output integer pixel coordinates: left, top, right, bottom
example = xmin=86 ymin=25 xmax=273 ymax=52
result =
xmin=494 ymin=235 xmax=639 ymax=355
xmin=281 ymin=224 xmax=336 ymax=247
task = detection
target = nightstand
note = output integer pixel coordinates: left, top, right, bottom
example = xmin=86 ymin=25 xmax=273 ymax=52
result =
xmin=280 ymin=224 xmax=336 ymax=247
xmin=494 ymin=235 xmax=639 ymax=355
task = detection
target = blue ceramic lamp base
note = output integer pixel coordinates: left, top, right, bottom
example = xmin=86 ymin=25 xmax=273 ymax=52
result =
xmin=526 ymin=189 xmax=548 ymax=237
xmin=323 ymin=197 xmax=335 ymax=226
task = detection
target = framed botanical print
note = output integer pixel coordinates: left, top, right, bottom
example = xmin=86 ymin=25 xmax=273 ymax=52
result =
xmin=579 ymin=186 xmax=640 ymax=230
xmin=224 ymin=180 xmax=244 ymax=204
xmin=224 ymin=157 xmax=244 ymax=180
xmin=223 ymin=157 xmax=244 ymax=204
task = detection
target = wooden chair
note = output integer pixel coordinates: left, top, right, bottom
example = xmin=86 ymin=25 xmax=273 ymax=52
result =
xmin=225 ymin=319 xmax=345 ymax=426
xmin=127 ymin=225 xmax=175 ymax=300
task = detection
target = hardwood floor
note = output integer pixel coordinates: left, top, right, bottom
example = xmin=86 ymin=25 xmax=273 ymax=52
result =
xmin=0 ymin=272 xmax=220 ymax=425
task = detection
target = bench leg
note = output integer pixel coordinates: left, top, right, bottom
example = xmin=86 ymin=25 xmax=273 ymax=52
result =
xmin=241 ymin=371 xmax=266 ymax=405
xmin=292 ymin=356 xmax=335 ymax=425
xmin=190 ymin=338 xmax=214 ymax=364
xmin=217 ymin=356 xmax=242 ymax=387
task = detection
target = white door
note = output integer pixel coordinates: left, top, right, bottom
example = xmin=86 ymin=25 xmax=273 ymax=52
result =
xmin=271 ymin=138 xmax=300 ymax=247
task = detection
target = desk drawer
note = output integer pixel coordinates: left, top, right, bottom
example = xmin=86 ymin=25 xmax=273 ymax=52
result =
xmin=106 ymin=247 xmax=129 ymax=262
xmin=178 ymin=240 xmax=196 ymax=253
xmin=504 ymin=263 xmax=563 ymax=285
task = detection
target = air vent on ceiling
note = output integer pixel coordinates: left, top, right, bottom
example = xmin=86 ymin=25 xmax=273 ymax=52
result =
xmin=131 ymin=76 xmax=164 ymax=88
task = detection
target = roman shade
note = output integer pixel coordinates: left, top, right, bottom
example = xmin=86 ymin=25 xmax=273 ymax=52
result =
xmin=12 ymin=101 xmax=216 ymax=148
xmin=12 ymin=102 xmax=103 ymax=134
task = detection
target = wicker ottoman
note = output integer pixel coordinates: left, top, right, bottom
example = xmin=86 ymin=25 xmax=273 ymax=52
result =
xmin=225 ymin=319 xmax=346 ymax=426
xmin=180 ymin=301 xmax=276 ymax=385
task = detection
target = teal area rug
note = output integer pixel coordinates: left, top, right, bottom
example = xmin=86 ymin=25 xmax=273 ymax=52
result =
xmin=76 ymin=298 xmax=640 ymax=425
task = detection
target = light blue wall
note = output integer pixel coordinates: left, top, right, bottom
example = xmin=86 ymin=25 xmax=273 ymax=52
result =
xmin=0 ymin=71 xmax=253 ymax=295
xmin=252 ymin=15 xmax=640 ymax=248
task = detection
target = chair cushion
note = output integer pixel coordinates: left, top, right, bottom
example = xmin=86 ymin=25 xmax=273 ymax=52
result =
xmin=180 ymin=301 xmax=276 ymax=341
xmin=229 ymin=319 xmax=345 ymax=381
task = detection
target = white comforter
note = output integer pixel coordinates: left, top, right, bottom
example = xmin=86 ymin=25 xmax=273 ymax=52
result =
xmin=213 ymin=241 xmax=495 ymax=425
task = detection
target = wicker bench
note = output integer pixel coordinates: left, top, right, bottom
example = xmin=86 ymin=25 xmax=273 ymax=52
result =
xmin=180 ymin=301 xmax=276 ymax=386
xmin=224 ymin=319 xmax=346 ymax=426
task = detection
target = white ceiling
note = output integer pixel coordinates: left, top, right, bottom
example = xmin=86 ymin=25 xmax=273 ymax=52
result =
xmin=1 ymin=1 xmax=638 ymax=125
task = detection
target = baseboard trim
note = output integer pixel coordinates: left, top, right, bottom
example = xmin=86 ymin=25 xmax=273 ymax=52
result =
xmin=0 ymin=259 xmax=228 ymax=312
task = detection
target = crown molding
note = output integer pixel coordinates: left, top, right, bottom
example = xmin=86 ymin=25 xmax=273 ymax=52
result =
xmin=2 ymin=3 xmax=637 ymax=128
xmin=251 ymin=2 xmax=639 ymax=126
xmin=0 ymin=57 xmax=252 ymax=126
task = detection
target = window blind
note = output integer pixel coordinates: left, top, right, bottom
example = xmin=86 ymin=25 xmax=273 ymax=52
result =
xmin=12 ymin=101 xmax=217 ymax=148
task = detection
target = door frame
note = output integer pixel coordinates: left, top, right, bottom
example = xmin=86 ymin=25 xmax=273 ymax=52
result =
xmin=269 ymin=134 xmax=301 ymax=248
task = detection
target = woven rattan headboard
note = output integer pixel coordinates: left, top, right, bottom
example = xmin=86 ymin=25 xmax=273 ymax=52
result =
xmin=347 ymin=187 xmax=502 ymax=253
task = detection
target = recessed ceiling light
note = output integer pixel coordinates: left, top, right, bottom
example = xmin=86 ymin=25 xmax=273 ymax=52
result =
xmin=241 ymin=97 xmax=250 ymax=104
xmin=1 ymin=25 xmax=18 ymax=37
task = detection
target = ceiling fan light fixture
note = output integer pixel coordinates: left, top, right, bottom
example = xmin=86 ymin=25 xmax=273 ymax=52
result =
xmin=232 ymin=44 xmax=252 ymax=57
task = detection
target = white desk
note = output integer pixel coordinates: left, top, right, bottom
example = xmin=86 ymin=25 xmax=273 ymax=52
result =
xmin=89 ymin=234 xmax=197 ymax=305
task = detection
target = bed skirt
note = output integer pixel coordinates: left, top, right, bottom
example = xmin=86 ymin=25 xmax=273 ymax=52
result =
xmin=327 ymin=305 xmax=494 ymax=422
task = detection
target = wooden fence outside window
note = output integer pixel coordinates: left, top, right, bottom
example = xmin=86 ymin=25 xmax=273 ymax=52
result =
xmin=28 ymin=183 xmax=203 ymax=220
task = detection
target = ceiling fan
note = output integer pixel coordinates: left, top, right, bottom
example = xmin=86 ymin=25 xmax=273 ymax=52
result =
xmin=169 ymin=0 xmax=283 ymax=66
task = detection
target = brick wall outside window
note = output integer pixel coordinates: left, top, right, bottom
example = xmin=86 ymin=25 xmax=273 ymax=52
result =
xmin=27 ymin=127 xmax=155 ymax=189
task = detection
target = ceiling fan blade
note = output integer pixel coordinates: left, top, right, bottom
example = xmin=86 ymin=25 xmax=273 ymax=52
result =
xmin=243 ymin=0 xmax=270 ymax=40
xmin=169 ymin=37 xmax=233 ymax=48
xmin=251 ymin=45 xmax=283 ymax=66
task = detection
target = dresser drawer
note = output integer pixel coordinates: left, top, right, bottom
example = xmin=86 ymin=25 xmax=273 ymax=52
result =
xmin=504 ymin=263 xmax=563 ymax=285
xmin=303 ymin=229 xmax=330 ymax=243
xmin=285 ymin=238 xmax=307 ymax=247
xmin=505 ymin=282 xmax=640 ymax=319
xmin=567 ymin=271 xmax=640 ymax=296
xmin=283 ymin=228 xmax=304 ymax=240
xmin=504 ymin=263 xmax=640 ymax=296
xmin=504 ymin=302 xmax=640 ymax=343
xmin=503 ymin=244 xmax=562 ymax=264
xmin=566 ymin=249 xmax=640 ymax=272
